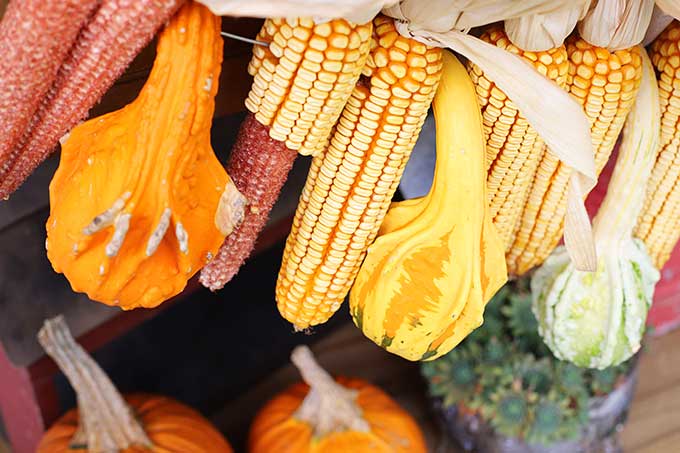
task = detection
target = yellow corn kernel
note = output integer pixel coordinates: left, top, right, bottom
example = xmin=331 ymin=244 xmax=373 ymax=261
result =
xmin=635 ymin=22 xmax=680 ymax=269
xmin=246 ymin=18 xmax=372 ymax=156
xmin=276 ymin=16 xmax=443 ymax=329
xmin=507 ymin=36 xmax=642 ymax=276
xmin=467 ymin=26 xmax=569 ymax=248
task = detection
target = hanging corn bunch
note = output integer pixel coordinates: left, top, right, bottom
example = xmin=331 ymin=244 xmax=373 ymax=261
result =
xmin=276 ymin=16 xmax=444 ymax=329
xmin=635 ymin=18 xmax=680 ymax=269
xmin=199 ymin=17 xmax=373 ymax=290
xmin=506 ymin=0 xmax=653 ymax=276
xmin=276 ymin=0 xmax=596 ymax=340
xmin=468 ymin=2 xmax=589 ymax=252
xmin=467 ymin=26 xmax=570 ymax=248
xmin=342 ymin=0 xmax=601 ymax=361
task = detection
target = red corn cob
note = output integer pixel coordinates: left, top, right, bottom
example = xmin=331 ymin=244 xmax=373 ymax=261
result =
xmin=199 ymin=113 xmax=297 ymax=290
xmin=0 ymin=0 xmax=99 ymax=168
xmin=0 ymin=0 xmax=185 ymax=199
xmin=198 ymin=18 xmax=372 ymax=290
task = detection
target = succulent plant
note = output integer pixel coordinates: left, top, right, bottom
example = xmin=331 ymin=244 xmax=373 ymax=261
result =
xmin=484 ymin=337 xmax=508 ymax=364
xmin=516 ymin=356 xmax=552 ymax=395
xmin=557 ymin=361 xmax=586 ymax=393
xmin=486 ymin=390 xmax=528 ymax=438
xmin=588 ymin=366 xmax=620 ymax=396
xmin=503 ymin=291 xmax=549 ymax=355
xmin=421 ymin=348 xmax=477 ymax=407
xmin=525 ymin=396 xmax=577 ymax=445
xmin=421 ymin=277 xmax=636 ymax=447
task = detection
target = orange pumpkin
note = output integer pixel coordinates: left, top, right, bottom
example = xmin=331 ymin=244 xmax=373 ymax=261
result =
xmin=46 ymin=1 xmax=245 ymax=309
xmin=36 ymin=316 xmax=233 ymax=453
xmin=248 ymin=346 xmax=426 ymax=453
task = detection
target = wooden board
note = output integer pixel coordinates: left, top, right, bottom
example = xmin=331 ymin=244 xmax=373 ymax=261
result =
xmin=621 ymin=326 xmax=680 ymax=451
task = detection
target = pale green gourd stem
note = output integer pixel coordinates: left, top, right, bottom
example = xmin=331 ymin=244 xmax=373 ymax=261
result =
xmin=592 ymin=46 xmax=660 ymax=247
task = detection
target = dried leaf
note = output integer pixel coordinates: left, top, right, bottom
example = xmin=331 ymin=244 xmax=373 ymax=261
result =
xmin=656 ymin=0 xmax=680 ymax=20
xmin=564 ymin=174 xmax=597 ymax=271
xmin=504 ymin=0 xmax=591 ymax=51
xmin=195 ymin=0 xmax=396 ymax=23
xmin=578 ymin=0 xmax=655 ymax=50
xmin=215 ymin=178 xmax=247 ymax=236
xmin=383 ymin=0 xmax=574 ymax=33
xmin=644 ymin=5 xmax=674 ymax=45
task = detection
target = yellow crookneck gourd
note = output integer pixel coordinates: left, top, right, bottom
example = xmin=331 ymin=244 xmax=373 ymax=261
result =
xmin=350 ymin=51 xmax=507 ymax=361
xmin=46 ymin=3 xmax=245 ymax=309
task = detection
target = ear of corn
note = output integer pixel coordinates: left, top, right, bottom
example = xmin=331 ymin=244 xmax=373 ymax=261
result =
xmin=467 ymin=26 xmax=569 ymax=248
xmin=199 ymin=18 xmax=373 ymax=290
xmin=276 ymin=16 xmax=443 ymax=330
xmin=635 ymin=21 xmax=680 ymax=269
xmin=0 ymin=0 xmax=184 ymax=199
xmin=245 ymin=18 xmax=372 ymax=156
xmin=507 ymin=36 xmax=643 ymax=276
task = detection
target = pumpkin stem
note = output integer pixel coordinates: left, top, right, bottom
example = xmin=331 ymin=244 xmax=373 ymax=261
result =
xmin=38 ymin=316 xmax=152 ymax=451
xmin=291 ymin=345 xmax=370 ymax=436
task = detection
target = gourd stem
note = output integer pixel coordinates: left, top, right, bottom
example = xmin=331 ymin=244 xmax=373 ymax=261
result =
xmin=38 ymin=316 xmax=152 ymax=450
xmin=291 ymin=345 xmax=370 ymax=436
xmin=592 ymin=47 xmax=658 ymax=247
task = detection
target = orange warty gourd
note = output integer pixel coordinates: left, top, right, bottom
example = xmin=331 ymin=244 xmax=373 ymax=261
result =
xmin=248 ymin=346 xmax=426 ymax=453
xmin=45 ymin=1 xmax=245 ymax=309
xmin=36 ymin=316 xmax=233 ymax=452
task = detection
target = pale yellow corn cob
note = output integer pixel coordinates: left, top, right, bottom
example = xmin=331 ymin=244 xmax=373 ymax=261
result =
xmin=246 ymin=18 xmax=372 ymax=156
xmin=635 ymin=21 xmax=680 ymax=269
xmin=276 ymin=16 xmax=443 ymax=329
xmin=507 ymin=35 xmax=642 ymax=276
xmin=467 ymin=26 xmax=569 ymax=248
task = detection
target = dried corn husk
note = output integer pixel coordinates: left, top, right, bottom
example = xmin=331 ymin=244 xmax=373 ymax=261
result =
xmin=656 ymin=0 xmax=680 ymax=20
xmin=196 ymin=0 xmax=395 ymax=23
xmin=383 ymin=0 xmax=597 ymax=271
xmin=505 ymin=0 xmax=591 ymax=51
xmin=578 ymin=0 xmax=655 ymax=50
xmin=384 ymin=0 xmax=573 ymax=32
xmin=644 ymin=5 xmax=674 ymax=45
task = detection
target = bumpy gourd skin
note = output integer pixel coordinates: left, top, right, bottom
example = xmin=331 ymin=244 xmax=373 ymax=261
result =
xmin=350 ymin=51 xmax=507 ymax=362
xmin=46 ymin=3 xmax=237 ymax=309
xmin=531 ymin=242 xmax=658 ymax=369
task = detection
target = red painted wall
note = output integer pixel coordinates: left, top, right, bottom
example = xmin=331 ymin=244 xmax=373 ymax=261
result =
xmin=586 ymin=147 xmax=680 ymax=335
